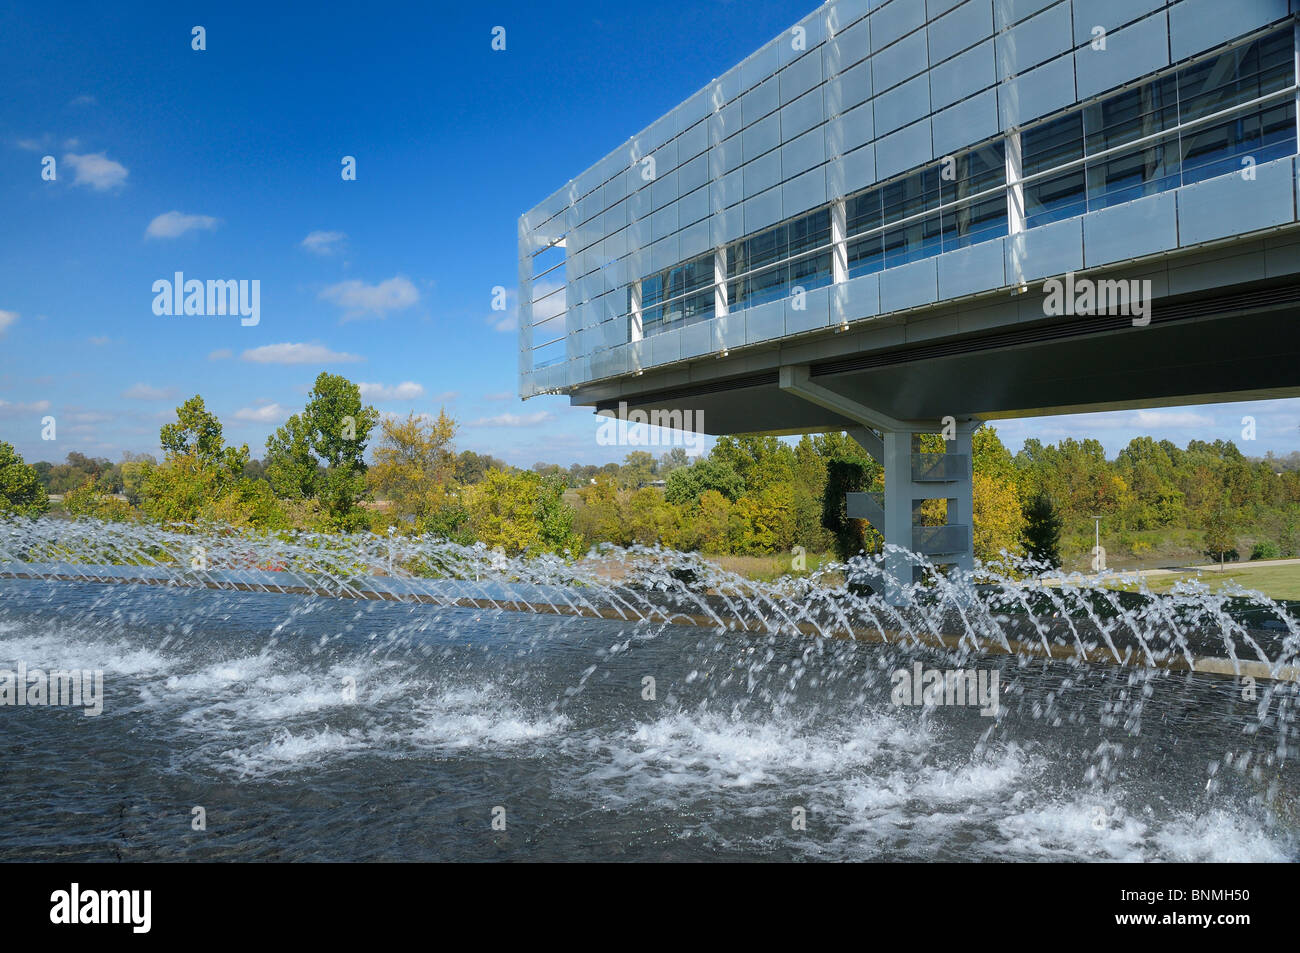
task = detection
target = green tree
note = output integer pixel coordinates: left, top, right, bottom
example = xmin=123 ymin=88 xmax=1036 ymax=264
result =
xmin=664 ymin=457 xmax=744 ymax=505
xmin=0 ymin=442 xmax=49 ymax=517
xmin=821 ymin=458 xmax=870 ymax=560
xmin=368 ymin=409 xmax=458 ymax=534
xmin=464 ymin=468 xmax=579 ymax=556
xmin=265 ymin=373 xmax=378 ymax=530
xmin=1021 ymin=491 xmax=1063 ymax=568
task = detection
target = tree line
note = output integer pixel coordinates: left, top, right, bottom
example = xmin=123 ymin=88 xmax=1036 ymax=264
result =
xmin=2 ymin=372 xmax=1297 ymax=569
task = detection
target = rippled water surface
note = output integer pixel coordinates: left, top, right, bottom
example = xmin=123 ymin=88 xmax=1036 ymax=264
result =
xmin=2 ymin=574 xmax=1296 ymax=862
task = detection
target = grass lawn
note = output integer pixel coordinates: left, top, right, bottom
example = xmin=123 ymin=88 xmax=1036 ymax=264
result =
xmin=1114 ymin=562 xmax=1300 ymax=602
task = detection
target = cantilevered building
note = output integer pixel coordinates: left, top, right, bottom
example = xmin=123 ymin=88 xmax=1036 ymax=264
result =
xmin=519 ymin=0 xmax=1300 ymax=592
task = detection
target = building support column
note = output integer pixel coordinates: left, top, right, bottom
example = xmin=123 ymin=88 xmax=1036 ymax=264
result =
xmin=779 ymin=365 xmax=979 ymax=604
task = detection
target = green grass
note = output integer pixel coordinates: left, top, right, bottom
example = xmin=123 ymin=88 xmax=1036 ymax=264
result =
xmin=1114 ymin=562 xmax=1300 ymax=601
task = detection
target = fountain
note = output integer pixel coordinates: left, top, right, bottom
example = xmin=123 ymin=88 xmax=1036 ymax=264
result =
xmin=0 ymin=516 xmax=1296 ymax=861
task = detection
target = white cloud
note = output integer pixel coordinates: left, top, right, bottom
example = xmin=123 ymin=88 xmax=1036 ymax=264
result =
xmin=122 ymin=383 xmax=176 ymax=400
xmin=0 ymin=310 xmax=16 ymax=336
xmin=233 ymin=403 xmax=291 ymax=423
xmin=145 ymin=210 xmax=219 ymax=239
xmin=68 ymin=411 xmax=113 ymax=424
xmin=64 ymin=152 xmax=128 ymax=191
xmin=240 ymin=342 xmax=363 ymax=365
xmin=320 ymin=276 xmax=418 ymax=320
xmin=466 ymin=411 xmax=554 ymax=428
xmin=87 ymin=335 xmax=110 ymax=346
xmin=301 ymin=230 xmax=346 ymax=255
xmin=208 ymin=348 xmax=233 ymax=361
xmin=0 ymin=398 xmax=51 ymax=416
xmin=358 ymin=381 xmax=425 ymax=401
xmin=483 ymin=391 xmax=513 ymax=401
xmin=69 ymin=95 xmax=96 ymax=107
xmin=1132 ymin=409 xmax=1216 ymax=429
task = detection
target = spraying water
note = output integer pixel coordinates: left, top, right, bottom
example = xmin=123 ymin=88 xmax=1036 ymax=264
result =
xmin=0 ymin=517 xmax=1296 ymax=861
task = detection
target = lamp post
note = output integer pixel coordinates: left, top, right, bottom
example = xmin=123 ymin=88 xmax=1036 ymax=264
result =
xmin=1090 ymin=515 xmax=1103 ymax=573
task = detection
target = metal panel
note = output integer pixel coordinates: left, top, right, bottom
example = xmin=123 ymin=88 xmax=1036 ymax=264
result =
xmin=1074 ymin=11 xmax=1170 ymax=100
xmin=1071 ymin=0 xmax=1167 ymax=43
xmin=1168 ymin=0 xmax=1291 ymax=61
xmin=931 ymin=87 xmax=999 ymax=156
xmin=928 ymin=0 xmax=995 ymax=64
xmin=832 ymin=271 xmax=882 ymax=323
xmin=826 ymin=144 xmax=877 ymax=198
xmin=1004 ymin=217 xmax=1083 ymax=282
xmin=998 ymin=53 xmax=1077 ymax=129
xmin=929 ymin=39 xmax=996 ymax=111
xmin=1177 ymin=157 xmax=1297 ymax=246
xmin=996 ymin=1 xmax=1073 ymax=79
xmin=1082 ymin=191 xmax=1179 ymax=266
xmin=873 ymin=29 xmax=929 ymax=94
xmin=881 ymin=257 xmax=940 ymax=311
xmin=939 ymin=237 xmax=1008 ymax=297
xmin=875 ymin=118 xmax=934 ymax=179
xmin=874 ymin=74 xmax=932 ymax=136
xmin=872 ymin=0 xmax=927 ymax=51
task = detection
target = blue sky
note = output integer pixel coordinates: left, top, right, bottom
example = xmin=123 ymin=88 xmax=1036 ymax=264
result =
xmin=0 ymin=0 xmax=1295 ymax=468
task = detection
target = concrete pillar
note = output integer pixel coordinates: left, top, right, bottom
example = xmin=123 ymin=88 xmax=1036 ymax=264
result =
xmin=629 ymin=279 xmax=643 ymax=342
xmin=831 ymin=199 xmax=848 ymax=286
xmin=714 ymin=245 xmax=729 ymax=319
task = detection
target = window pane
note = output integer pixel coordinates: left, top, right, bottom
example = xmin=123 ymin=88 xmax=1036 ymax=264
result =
xmin=941 ymin=141 xmax=1005 ymax=205
xmin=846 ymin=188 xmax=883 ymax=237
xmin=1084 ymin=77 xmax=1178 ymax=155
xmin=1022 ymin=112 xmax=1084 ymax=178
xmin=788 ymin=208 xmax=831 ymax=258
xmin=882 ymin=167 xmax=941 ymax=225
xmin=882 ymin=214 xmax=941 ymax=267
xmin=847 ymin=233 xmax=884 ymax=277
xmin=1025 ymin=168 xmax=1086 ymax=227
xmin=745 ymin=264 xmax=789 ymax=307
xmin=942 ymin=194 xmax=1007 ymax=250
xmin=1085 ymin=135 xmax=1180 ymax=209
xmin=1180 ymin=101 xmax=1297 ymax=184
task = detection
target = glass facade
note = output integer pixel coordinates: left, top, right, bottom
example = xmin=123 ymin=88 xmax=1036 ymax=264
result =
xmin=727 ymin=207 xmax=833 ymax=310
xmin=1024 ymin=29 xmax=1296 ymax=225
xmin=626 ymin=26 xmax=1295 ymax=341
xmin=520 ymin=9 xmax=1300 ymax=392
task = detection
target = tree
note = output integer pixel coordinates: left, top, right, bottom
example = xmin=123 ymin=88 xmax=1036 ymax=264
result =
xmin=463 ymin=468 xmax=579 ymax=556
xmin=822 ymin=458 xmax=870 ymax=560
xmin=1021 ymin=490 xmax=1063 ymax=568
xmin=265 ymin=373 xmax=378 ymax=530
xmin=664 ymin=457 xmax=744 ymax=505
xmin=1202 ymin=499 xmax=1237 ymax=567
xmin=0 ymin=442 xmax=49 ymax=517
xmin=141 ymin=395 xmax=280 ymax=528
xmin=368 ymin=410 xmax=458 ymax=534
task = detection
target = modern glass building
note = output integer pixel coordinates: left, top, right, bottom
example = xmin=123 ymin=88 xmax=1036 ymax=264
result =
xmin=518 ymin=0 xmax=1298 ymax=397
xmin=517 ymin=0 xmax=1299 ymax=594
